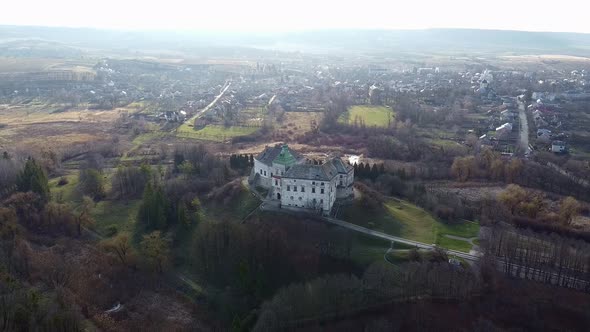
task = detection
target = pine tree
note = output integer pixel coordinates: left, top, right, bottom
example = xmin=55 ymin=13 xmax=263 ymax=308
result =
xmin=137 ymin=182 xmax=168 ymax=231
xmin=249 ymin=154 xmax=254 ymax=167
xmin=364 ymin=163 xmax=371 ymax=178
xmin=16 ymin=158 xmax=50 ymax=202
xmin=371 ymin=164 xmax=379 ymax=180
xmin=357 ymin=162 xmax=365 ymax=178
xmin=379 ymin=163 xmax=386 ymax=174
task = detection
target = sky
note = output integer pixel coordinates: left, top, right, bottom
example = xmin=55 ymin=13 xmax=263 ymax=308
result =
xmin=1 ymin=0 xmax=590 ymax=33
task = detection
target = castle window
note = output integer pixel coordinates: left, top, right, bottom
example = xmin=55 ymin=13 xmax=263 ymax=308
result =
xmin=275 ymin=180 xmax=278 ymax=186
xmin=260 ymin=169 xmax=263 ymax=174
xmin=321 ymin=182 xmax=324 ymax=186
xmin=340 ymin=175 xmax=343 ymax=178
xmin=264 ymin=171 xmax=267 ymax=176
xmin=299 ymin=197 xmax=302 ymax=201
xmin=340 ymin=181 xmax=343 ymax=186
xmin=290 ymin=196 xmax=294 ymax=200
xmin=287 ymin=185 xmax=290 ymax=191
xmin=312 ymin=181 xmax=315 ymax=185
xmin=312 ymin=188 xmax=315 ymax=193
xmin=294 ymin=186 xmax=297 ymax=192
xmin=321 ymin=188 xmax=324 ymax=194
xmin=320 ymin=199 xmax=324 ymax=204
xmin=301 ymin=186 xmax=305 ymax=192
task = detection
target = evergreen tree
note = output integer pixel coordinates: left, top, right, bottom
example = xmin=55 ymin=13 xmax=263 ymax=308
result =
xmin=357 ymin=162 xmax=365 ymax=178
xmin=249 ymin=154 xmax=254 ymax=166
xmin=174 ymin=152 xmax=185 ymax=171
xmin=379 ymin=163 xmax=386 ymax=174
xmin=137 ymin=182 xmax=168 ymax=231
xmin=370 ymin=164 xmax=379 ymax=180
xmin=16 ymin=158 xmax=49 ymax=202
xmin=363 ymin=163 xmax=371 ymax=178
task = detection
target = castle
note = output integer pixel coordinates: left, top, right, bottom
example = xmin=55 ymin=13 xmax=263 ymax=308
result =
xmin=250 ymin=144 xmax=354 ymax=215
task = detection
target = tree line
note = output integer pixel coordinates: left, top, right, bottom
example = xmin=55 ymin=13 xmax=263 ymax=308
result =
xmin=482 ymin=224 xmax=590 ymax=292
xmin=253 ymin=261 xmax=481 ymax=331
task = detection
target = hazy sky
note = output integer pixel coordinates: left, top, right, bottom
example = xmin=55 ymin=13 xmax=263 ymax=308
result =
xmin=2 ymin=0 xmax=590 ymax=33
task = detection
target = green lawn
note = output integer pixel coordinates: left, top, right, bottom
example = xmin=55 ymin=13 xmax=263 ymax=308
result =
xmin=338 ymin=105 xmax=395 ymax=127
xmin=349 ymin=234 xmax=391 ymax=267
xmin=49 ymin=172 xmax=80 ymax=203
xmin=177 ymin=123 xmax=259 ymax=142
xmin=91 ymin=199 xmax=142 ymax=237
xmin=204 ymin=186 xmax=261 ymax=222
xmin=340 ymin=199 xmax=480 ymax=252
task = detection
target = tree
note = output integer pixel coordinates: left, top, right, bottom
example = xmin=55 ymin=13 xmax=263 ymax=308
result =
xmin=137 ymin=182 xmax=169 ymax=231
xmin=451 ymin=156 xmax=475 ymax=182
xmin=140 ymin=231 xmax=170 ymax=273
xmin=78 ymin=168 xmax=105 ymax=200
xmin=16 ymin=158 xmax=49 ymax=202
xmin=75 ymin=196 xmax=95 ymax=236
xmin=178 ymin=160 xmax=194 ymax=178
xmin=498 ymin=184 xmax=527 ymax=215
xmin=505 ymin=159 xmax=523 ymax=183
xmin=102 ymin=232 xmax=134 ymax=266
xmin=559 ymin=196 xmax=581 ymax=226
xmin=408 ymin=248 xmax=422 ymax=262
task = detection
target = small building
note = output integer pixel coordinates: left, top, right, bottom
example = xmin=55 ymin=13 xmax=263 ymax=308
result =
xmin=537 ymin=129 xmax=552 ymax=142
xmin=495 ymin=123 xmax=513 ymax=137
xmin=551 ymin=141 xmax=566 ymax=153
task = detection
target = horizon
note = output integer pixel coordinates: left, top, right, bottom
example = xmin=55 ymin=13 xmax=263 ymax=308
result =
xmin=2 ymin=0 xmax=590 ymax=34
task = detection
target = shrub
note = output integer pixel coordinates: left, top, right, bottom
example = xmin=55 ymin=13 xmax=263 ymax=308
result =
xmin=57 ymin=177 xmax=69 ymax=186
xmin=105 ymin=225 xmax=118 ymax=237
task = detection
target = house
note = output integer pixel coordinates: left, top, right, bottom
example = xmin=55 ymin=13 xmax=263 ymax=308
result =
xmin=368 ymin=84 xmax=384 ymax=105
xmin=250 ymin=144 xmax=354 ymax=215
xmin=551 ymin=141 xmax=566 ymax=153
xmin=163 ymin=111 xmax=185 ymax=122
xmin=537 ymin=129 xmax=552 ymax=142
xmin=495 ymin=123 xmax=513 ymax=138
xmin=500 ymin=109 xmax=517 ymax=122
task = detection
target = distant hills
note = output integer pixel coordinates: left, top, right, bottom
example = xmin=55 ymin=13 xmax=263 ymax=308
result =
xmin=1 ymin=25 xmax=590 ymax=57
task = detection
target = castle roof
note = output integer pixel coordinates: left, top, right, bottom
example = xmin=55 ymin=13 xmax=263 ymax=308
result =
xmin=283 ymin=162 xmax=338 ymax=181
xmin=255 ymin=144 xmax=301 ymax=167
xmin=283 ymin=157 xmax=350 ymax=181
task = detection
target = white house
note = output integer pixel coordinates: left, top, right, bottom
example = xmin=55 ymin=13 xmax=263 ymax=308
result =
xmin=551 ymin=141 xmax=566 ymax=153
xmin=250 ymin=144 xmax=354 ymax=215
xmin=495 ymin=123 xmax=513 ymax=138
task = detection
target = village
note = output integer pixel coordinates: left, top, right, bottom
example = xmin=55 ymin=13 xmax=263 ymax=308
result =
xmin=1 ymin=31 xmax=590 ymax=330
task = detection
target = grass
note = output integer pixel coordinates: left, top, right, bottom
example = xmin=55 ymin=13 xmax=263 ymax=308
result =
xmin=340 ymin=199 xmax=480 ymax=252
xmin=436 ymin=236 xmax=473 ymax=253
xmin=205 ymin=186 xmax=262 ymax=222
xmin=49 ymin=172 xmax=80 ymax=203
xmin=177 ymin=123 xmax=259 ymax=142
xmin=91 ymin=199 xmax=142 ymax=237
xmin=338 ymin=105 xmax=395 ymax=127
xmin=349 ymin=233 xmax=391 ymax=267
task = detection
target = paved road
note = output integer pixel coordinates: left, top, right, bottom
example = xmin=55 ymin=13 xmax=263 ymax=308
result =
xmin=322 ymin=216 xmax=481 ymax=262
xmin=257 ymin=198 xmax=480 ymax=262
xmin=518 ymin=101 xmax=531 ymax=155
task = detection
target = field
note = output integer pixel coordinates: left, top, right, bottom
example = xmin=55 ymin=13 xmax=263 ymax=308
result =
xmin=177 ymin=123 xmax=259 ymax=142
xmin=49 ymin=171 xmax=80 ymax=203
xmin=340 ymin=198 xmax=480 ymax=252
xmin=338 ymin=105 xmax=395 ymax=127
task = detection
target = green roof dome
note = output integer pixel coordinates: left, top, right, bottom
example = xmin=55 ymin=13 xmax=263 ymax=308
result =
xmin=273 ymin=144 xmax=297 ymax=166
